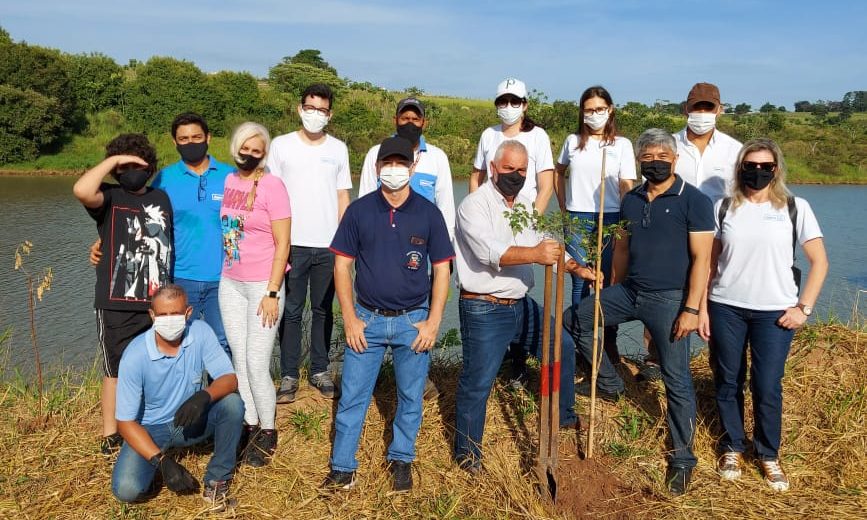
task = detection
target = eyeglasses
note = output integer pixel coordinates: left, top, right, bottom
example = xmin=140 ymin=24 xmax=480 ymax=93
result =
xmin=495 ymin=96 xmax=525 ymax=109
xmin=582 ymin=106 xmax=609 ymax=116
xmin=642 ymin=202 xmax=652 ymax=228
xmin=197 ymin=175 xmax=208 ymax=202
xmin=301 ymin=105 xmax=330 ymax=116
xmin=742 ymin=161 xmax=777 ymax=173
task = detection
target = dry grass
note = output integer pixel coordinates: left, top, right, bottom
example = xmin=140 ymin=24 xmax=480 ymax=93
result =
xmin=1 ymin=322 xmax=865 ymax=519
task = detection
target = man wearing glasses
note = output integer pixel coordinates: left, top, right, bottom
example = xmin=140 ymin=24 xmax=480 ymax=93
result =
xmin=267 ymin=83 xmax=352 ymax=403
xmin=563 ymin=128 xmax=714 ymax=496
xmin=90 ymin=113 xmax=234 ymax=358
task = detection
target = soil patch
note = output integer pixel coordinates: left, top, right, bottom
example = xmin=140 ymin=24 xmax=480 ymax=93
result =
xmin=550 ymin=441 xmax=646 ymax=519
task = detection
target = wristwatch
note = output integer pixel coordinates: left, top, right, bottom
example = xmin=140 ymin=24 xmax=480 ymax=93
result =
xmin=796 ymin=303 xmax=813 ymax=316
xmin=266 ymin=291 xmax=279 ymax=299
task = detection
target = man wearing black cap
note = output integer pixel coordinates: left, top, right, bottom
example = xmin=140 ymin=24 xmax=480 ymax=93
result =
xmin=358 ymin=97 xmax=455 ymax=241
xmin=358 ymin=96 xmax=456 ymax=400
xmin=323 ymin=137 xmax=454 ymax=493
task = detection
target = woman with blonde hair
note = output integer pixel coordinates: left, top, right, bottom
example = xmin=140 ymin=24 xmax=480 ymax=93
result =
xmin=219 ymin=122 xmax=291 ymax=467
xmin=700 ymin=138 xmax=828 ymax=492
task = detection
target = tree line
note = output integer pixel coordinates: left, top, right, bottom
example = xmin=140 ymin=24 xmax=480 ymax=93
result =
xmin=1 ymin=27 xmax=865 ymax=181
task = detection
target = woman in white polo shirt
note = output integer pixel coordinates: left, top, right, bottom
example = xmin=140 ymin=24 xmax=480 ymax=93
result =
xmin=700 ymin=138 xmax=828 ymax=492
xmin=555 ymin=85 xmax=636 ymax=306
xmin=469 ymin=77 xmax=555 ymax=213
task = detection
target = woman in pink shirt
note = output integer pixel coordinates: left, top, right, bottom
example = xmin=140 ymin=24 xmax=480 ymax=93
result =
xmin=218 ymin=122 xmax=291 ymax=467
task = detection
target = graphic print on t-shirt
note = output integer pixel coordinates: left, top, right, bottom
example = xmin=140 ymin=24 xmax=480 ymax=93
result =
xmin=108 ymin=203 xmax=171 ymax=302
xmin=220 ymin=186 xmax=250 ymax=267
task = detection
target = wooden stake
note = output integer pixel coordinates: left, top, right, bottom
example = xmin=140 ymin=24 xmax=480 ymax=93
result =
xmin=587 ymin=146 xmax=608 ymax=458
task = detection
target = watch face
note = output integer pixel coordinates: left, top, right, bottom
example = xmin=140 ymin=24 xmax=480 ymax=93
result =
xmin=804 ymin=306 xmax=813 ymax=316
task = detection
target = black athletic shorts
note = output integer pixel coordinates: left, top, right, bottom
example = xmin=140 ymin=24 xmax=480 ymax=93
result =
xmin=96 ymin=309 xmax=152 ymax=377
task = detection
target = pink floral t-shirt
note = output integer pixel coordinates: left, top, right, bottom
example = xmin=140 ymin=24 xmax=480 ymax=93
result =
xmin=220 ymin=173 xmax=291 ymax=281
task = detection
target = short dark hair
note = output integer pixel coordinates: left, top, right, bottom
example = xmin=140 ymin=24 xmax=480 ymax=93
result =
xmin=301 ymin=83 xmax=334 ymax=110
xmin=152 ymin=284 xmax=188 ymax=304
xmin=171 ymin=112 xmax=210 ymax=139
xmin=105 ymin=133 xmax=158 ymax=175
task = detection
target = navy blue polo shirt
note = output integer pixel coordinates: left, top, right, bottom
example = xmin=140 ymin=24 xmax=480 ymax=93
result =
xmin=621 ymin=175 xmax=714 ymax=292
xmin=330 ymin=189 xmax=454 ymax=310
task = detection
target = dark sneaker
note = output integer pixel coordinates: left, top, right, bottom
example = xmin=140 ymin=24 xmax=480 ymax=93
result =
xmin=238 ymin=424 xmax=259 ymax=458
xmin=321 ymin=469 xmax=356 ymax=490
xmin=389 ymin=460 xmax=413 ymax=493
xmin=665 ymin=466 xmax=693 ymax=496
xmin=456 ymin=456 xmax=482 ymax=476
xmin=507 ymin=371 xmax=528 ymax=392
xmin=244 ymin=428 xmax=277 ymax=468
xmin=423 ymin=377 xmax=440 ymax=400
xmin=636 ymin=362 xmax=663 ymax=382
xmin=100 ymin=433 xmax=124 ymax=457
xmin=276 ymin=376 xmax=299 ymax=404
xmin=576 ymin=380 xmax=624 ymax=403
xmin=202 ymin=479 xmax=237 ymax=512
xmin=310 ymin=371 xmax=336 ymax=398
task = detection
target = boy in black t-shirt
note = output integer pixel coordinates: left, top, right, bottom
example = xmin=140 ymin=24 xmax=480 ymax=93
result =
xmin=73 ymin=134 xmax=174 ymax=456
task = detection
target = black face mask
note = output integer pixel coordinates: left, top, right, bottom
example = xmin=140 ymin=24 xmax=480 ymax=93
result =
xmin=495 ymin=169 xmax=526 ymax=197
xmin=395 ymin=123 xmax=423 ymax=146
xmin=741 ymin=167 xmax=775 ymax=191
xmin=116 ymin=169 xmax=150 ymax=192
xmin=640 ymin=160 xmax=673 ymax=184
xmin=176 ymin=142 xmax=209 ymax=164
xmin=235 ymin=153 xmax=262 ymax=171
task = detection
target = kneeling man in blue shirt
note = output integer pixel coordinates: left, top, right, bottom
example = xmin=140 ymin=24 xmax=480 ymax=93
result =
xmin=323 ymin=137 xmax=454 ymax=493
xmin=111 ymin=284 xmax=243 ymax=511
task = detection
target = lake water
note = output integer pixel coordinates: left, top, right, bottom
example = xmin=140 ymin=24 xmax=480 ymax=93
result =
xmin=1 ymin=177 xmax=865 ymax=372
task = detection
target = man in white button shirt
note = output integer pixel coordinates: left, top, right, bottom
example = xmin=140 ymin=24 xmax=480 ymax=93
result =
xmin=673 ymin=82 xmax=742 ymax=203
xmin=451 ymin=140 xmax=596 ymax=473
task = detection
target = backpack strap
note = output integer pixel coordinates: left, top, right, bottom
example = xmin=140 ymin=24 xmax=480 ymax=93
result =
xmin=787 ymin=196 xmax=798 ymax=261
xmin=717 ymin=197 xmax=732 ymax=233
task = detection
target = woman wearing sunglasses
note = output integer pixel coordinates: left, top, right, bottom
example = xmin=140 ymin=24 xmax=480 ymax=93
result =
xmin=469 ymin=77 xmax=555 ymax=213
xmin=700 ymin=138 xmax=828 ymax=492
xmin=555 ymin=86 xmax=636 ymax=306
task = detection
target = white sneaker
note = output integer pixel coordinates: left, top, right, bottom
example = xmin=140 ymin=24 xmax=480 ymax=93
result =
xmin=717 ymin=451 xmax=743 ymax=480
xmin=759 ymin=459 xmax=790 ymax=492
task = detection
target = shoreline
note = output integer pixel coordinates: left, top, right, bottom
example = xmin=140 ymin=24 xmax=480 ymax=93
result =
xmin=2 ymin=169 xmax=865 ymax=185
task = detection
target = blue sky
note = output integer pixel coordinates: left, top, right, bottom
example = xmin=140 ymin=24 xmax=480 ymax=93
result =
xmin=2 ymin=0 xmax=865 ymax=108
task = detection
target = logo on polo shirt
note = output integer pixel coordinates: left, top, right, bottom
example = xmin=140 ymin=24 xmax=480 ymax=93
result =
xmin=406 ymin=250 xmax=423 ymax=271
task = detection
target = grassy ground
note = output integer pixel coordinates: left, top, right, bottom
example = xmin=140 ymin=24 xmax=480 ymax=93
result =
xmin=1 ymin=321 xmax=865 ymax=519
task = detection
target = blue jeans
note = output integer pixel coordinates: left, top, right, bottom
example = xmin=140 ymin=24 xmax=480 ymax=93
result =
xmin=175 ymin=278 xmax=229 ymax=357
xmin=708 ymin=301 xmax=794 ymax=460
xmin=330 ymin=305 xmax=430 ymax=472
xmin=280 ymin=246 xmax=336 ymax=378
xmin=453 ymin=297 xmax=577 ymax=466
xmin=111 ymin=393 xmax=244 ymax=502
xmin=564 ymin=283 xmax=697 ymax=468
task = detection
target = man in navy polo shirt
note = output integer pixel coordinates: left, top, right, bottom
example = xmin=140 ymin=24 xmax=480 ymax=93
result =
xmin=564 ymin=128 xmax=714 ymax=496
xmin=323 ymin=137 xmax=454 ymax=493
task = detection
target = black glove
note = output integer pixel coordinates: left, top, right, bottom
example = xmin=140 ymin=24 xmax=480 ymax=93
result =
xmin=174 ymin=390 xmax=210 ymax=428
xmin=156 ymin=455 xmax=199 ymax=493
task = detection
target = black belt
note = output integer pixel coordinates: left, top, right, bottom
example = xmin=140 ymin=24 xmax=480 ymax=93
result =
xmin=358 ymin=301 xmax=423 ymax=317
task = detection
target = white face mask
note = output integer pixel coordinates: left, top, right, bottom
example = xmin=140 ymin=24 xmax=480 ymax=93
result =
xmin=584 ymin=111 xmax=609 ymax=131
xmin=497 ymin=106 xmax=524 ymax=126
xmin=687 ymin=112 xmax=717 ymax=135
xmin=300 ymin=110 xmax=330 ymax=134
xmin=153 ymin=314 xmax=187 ymax=342
xmin=379 ymin=165 xmax=411 ymax=190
